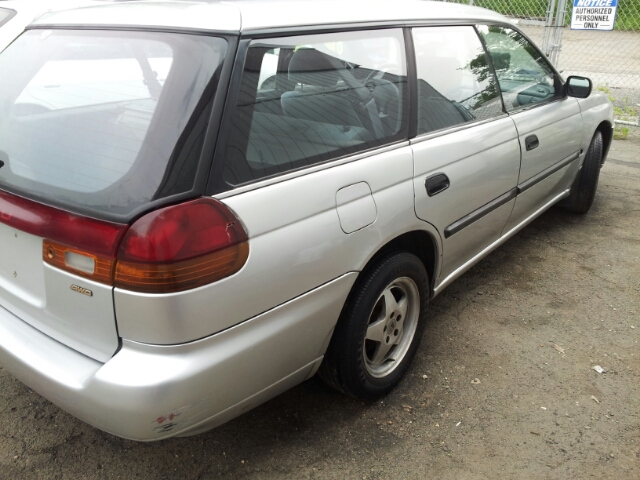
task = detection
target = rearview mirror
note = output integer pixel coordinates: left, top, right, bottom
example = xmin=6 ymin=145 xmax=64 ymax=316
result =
xmin=565 ymin=76 xmax=592 ymax=99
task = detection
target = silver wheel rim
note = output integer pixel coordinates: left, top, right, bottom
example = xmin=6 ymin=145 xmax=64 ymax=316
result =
xmin=363 ymin=276 xmax=420 ymax=378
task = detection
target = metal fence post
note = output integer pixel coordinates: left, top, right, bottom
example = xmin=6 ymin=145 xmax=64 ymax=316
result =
xmin=549 ymin=0 xmax=568 ymax=67
xmin=541 ymin=0 xmax=558 ymax=59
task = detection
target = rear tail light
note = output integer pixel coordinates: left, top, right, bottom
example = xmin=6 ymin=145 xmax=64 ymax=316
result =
xmin=114 ymin=198 xmax=249 ymax=293
xmin=0 ymin=190 xmax=247 ymax=293
xmin=44 ymin=240 xmax=116 ymax=284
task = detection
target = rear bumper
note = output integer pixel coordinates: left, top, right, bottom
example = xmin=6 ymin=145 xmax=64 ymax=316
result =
xmin=0 ymin=273 xmax=355 ymax=441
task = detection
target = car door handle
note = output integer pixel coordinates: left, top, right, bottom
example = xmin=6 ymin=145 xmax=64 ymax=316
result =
xmin=425 ymin=173 xmax=450 ymax=197
xmin=525 ymin=135 xmax=539 ymax=151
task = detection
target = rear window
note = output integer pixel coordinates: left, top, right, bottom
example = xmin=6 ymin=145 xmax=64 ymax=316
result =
xmin=0 ymin=30 xmax=227 ymax=219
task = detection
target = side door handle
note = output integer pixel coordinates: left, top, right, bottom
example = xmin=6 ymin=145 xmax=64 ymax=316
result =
xmin=525 ymin=135 xmax=539 ymax=151
xmin=425 ymin=173 xmax=450 ymax=197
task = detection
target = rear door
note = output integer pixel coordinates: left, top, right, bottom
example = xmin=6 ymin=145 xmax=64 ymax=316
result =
xmin=157 ymin=28 xmax=416 ymax=386
xmin=477 ymin=25 xmax=583 ymax=232
xmin=411 ymin=26 xmax=521 ymax=283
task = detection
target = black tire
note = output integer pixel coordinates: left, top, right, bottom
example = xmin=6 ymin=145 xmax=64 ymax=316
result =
xmin=319 ymin=252 xmax=429 ymax=400
xmin=558 ymin=130 xmax=603 ymax=214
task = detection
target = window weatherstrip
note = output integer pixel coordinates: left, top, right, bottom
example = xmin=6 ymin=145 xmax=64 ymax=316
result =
xmin=404 ymin=27 xmax=418 ymax=139
xmin=473 ymin=24 xmax=507 ymax=115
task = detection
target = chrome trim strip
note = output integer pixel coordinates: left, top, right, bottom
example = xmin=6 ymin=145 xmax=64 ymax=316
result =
xmin=26 ymin=24 xmax=239 ymax=35
xmin=443 ymin=150 xmax=579 ymax=238
xmin=434 ymin=189 xmax=570 ymax=295
xmin=213 ymin=141 xmax=410 ymax=199
xmin=444 ymin=187 xmax=518 ymax=239
xmin=242 ymin=19 xmax=509 ymax=36
xmin=517 ymin=150 xmax=581 ymax=193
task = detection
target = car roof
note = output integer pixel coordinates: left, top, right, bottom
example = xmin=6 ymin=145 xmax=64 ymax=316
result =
xmin=0 ymin=1 xmax=98 ymax=51
xmin=30 ymin=0 xmax=513 ymax=34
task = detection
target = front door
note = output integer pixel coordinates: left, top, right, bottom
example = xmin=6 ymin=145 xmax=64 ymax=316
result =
xmin=477 ymin=25 xmax=583 ymax=232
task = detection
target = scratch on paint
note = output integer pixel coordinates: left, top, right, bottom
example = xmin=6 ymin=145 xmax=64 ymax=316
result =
xmin=151 ymin=399 xmax=214 ymax=434
xmin=153 ymin=422 xmax=178 ymax=433
xmin=151 ymin=405 xmax=193 ymax=433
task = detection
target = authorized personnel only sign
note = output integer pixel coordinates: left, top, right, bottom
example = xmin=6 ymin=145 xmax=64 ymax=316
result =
xmin=571 ymin=0 xmax=618 ymax=30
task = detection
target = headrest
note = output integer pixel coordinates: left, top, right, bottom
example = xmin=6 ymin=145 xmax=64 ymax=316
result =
xmin=288 ymin=48 xmax=343 ymax=88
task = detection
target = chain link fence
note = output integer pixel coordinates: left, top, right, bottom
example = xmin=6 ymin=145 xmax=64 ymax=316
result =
xmin=439 ymin=0 xmax=640 ymax=129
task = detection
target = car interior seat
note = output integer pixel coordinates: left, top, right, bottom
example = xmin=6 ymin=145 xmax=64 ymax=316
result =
xmin=281 ymin=48 xmax=366 ymax=129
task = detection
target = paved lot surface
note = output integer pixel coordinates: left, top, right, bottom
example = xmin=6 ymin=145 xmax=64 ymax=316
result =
xmin=0 ymin=137 xmax=639 ymax=479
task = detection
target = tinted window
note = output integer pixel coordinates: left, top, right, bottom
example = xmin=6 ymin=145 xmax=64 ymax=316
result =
xmin=413 ymin=26 xmax=503 ymax=135
xmin=222 ymin=29 xmax=408 ymax=186
xmin=0 ymin=30 xmax=226 ymax=219
xmin=478 ymin=25 xmax=559 ymax=111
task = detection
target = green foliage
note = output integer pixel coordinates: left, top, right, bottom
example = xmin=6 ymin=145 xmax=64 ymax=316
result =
xmin=614 ymin=126 xmax=629 ymax=140
xmin=447 ymin=0 xmax=640 ymax=31
xmin=599 ymin=85 xmax=638 ymax=140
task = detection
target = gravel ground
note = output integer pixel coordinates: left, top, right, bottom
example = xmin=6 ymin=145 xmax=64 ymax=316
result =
xmin=0 ymin=137 xmax=639 ymax=479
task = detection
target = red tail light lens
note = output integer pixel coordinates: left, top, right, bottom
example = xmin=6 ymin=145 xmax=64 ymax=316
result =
xmin=114 ymin=198 xmax=249 ymax=293
xmin=0 ymin=190 xmax=127 ymax=282
xmin=0 ymin=189 xmax=247 ymax=293
xmin=0 ymin=190 xmax=127 ymax=257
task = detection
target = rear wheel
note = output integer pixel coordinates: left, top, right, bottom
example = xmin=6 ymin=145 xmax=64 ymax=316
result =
xmin=319 ymin=252 xmax=429 ymax=400
xmin=558 ymin=130 xmax=603 ymax=214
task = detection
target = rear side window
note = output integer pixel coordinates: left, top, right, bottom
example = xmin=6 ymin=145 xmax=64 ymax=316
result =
xmin=222 ymin=29 xmax=408 ymax=186
xmin=413 ymin=26 xmax=503 ymax=135
xmin=0 ymin=30 xmax=226 ymax=219
xmin=477 ymin=25 xmax=559 ymax=111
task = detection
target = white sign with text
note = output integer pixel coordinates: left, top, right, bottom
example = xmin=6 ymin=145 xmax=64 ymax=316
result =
xmin=571 ymin=0 xmax=618 ymax=31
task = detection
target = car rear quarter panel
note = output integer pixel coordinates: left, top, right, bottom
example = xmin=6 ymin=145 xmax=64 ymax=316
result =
xmin=114 ymin=146 xmax=441 ymax=345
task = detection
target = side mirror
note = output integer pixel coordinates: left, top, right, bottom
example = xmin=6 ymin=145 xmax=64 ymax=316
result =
xmin=565 ymin=76 xmax=592 ymax=99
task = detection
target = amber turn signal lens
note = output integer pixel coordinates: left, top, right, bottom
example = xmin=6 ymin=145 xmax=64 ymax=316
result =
xmin=114 ymin=242 xmax=249 ymax=294
xmin=43 ymin=240 xmax=115 ymax=284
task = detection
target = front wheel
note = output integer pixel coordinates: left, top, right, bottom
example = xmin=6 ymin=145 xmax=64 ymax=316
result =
xmin=319 ymin=252 xmax=429 ymax=400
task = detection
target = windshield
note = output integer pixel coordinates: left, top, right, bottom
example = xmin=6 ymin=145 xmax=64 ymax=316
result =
xmin=0 ymin=30 xmax=226 ymax=219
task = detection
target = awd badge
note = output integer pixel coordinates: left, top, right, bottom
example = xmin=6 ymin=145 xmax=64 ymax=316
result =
xmin=70 ymin=285 xmax=93 ymax=297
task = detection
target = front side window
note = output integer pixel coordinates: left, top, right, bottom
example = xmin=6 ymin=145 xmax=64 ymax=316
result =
xmin=413 ymin=26 xmax=503 ymax=135
xmin=0 ymin=30 xmax=227 ymax=219
xmin=477 ymin=25 xmax=559 ymax=111
xmin=222 ymin=29 xmax=408 ymax=186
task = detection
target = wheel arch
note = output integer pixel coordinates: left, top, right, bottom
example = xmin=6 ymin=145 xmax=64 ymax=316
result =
xmin=596 ymin=120 xmax=613 ymax=165
xmin=319 ymin=229 xmax=438 ymax=396
xmin=360 ymin=229 xmax=439 ymax=299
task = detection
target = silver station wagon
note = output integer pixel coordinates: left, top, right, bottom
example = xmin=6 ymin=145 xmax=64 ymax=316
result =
xmin=0 ymin=0 xmax=613 ymax=440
